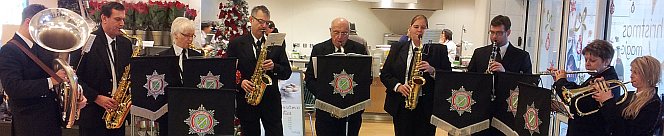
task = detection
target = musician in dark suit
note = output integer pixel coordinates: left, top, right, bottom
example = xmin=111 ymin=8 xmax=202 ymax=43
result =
xmin=226 ymin=5 xmax=291 ymax=136
xmin=150 ymin=16 xmax=201 ymax=136
xmin=0 ymin=4 xmax=87 ymax=136
xmin=156 ymin=17 xmax=202 ymax=66
xmin=304 ymin=17 xmax=368 ymax=136
xmin=467 ymin=15 xmax=532 ymax=74
xmin=71 ymin=2 xmax=132 ymax=136
xmin=380 ymin=15 xmax=452 ymax=136
xmin=550 ymin=40 xmax=620 ymax=136
xmin=593 ymin=55 xmax=663 ymax=136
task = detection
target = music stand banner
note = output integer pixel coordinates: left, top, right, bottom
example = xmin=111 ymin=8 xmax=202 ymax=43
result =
xmin=492 ymin=72 xmax=540 ymax=136
xmin=182 ymin=57 xmax=237 ymax=90
xmin=515 ymin=82 xmax=551 ymax=136
xmin=130 ymin=56 xmax=182 ymax=120
xmin=314 ymin=55 xmax=372 ymax=118
xmin=168 ymin=87 xmax=235 ymax=136
xmin=431 ymin=72 xmax=493 ymax=135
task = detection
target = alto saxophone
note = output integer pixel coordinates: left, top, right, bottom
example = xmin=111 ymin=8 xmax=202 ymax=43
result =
xmin=485 ymin=41 xmax=498 ymax=74
xmin=104 ymin=31 xmax=142 ymax=129
xmin=246 ymin=33 xmax=273 ymax=106
xmin=405 ymin=45 xmax=426 ymax=110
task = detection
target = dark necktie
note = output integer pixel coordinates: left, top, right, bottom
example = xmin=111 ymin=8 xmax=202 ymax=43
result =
xmin=181 ymin=49 xmax=188 ymax=60
xmin=336 ymin=47 xmax=342 ymax=53
xmin=255 ymin=38 xmax=263 ymax=58
xmin=407 ymin=47 xmax=419 ymax=79
xmin=108 ymin=40 xmax=117 ymax=64
xmin=495 ymin=46 xmax=502 ymax=62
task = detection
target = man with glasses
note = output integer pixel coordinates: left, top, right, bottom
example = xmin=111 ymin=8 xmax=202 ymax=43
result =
xmin=304 ymin=17 xmax=368 ymax=136
xmin=226 ymin=5 xmax=291 ymax=136
xmin=467 ymin=15 xmax=532 ymax=74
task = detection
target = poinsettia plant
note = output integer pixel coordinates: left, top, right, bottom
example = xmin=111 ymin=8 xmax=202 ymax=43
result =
xmin=166 ymin=1 xmax=187 ymax=30
xmin=185 ymin=8 xmax=197 ymax=20
xmin=217 ymin=0 xmax=249 ymax=42
xmin=134 ymin=1 xmax=150 ymax=30
xmin=87 ymin=0 xmax=104 ymax=24
xmin=148 ymin=0 xmax=168 ymax=31
xmin=122 ymin=1 xmax=135 ymax=30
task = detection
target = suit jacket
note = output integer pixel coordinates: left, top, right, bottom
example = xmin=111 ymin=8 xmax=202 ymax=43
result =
xmin=226 ymin=33 xmax=291 ymax=104
xmin=467 ymin=43 xmax=532 ymax=74
xmin=70 ymin=27 xmax=133 ymax=127
xmin=601 ymin=91 xmax=663 ymax=136
xmin=553 ymin=66 xmax=620 ymax=136
xmin=304 ymin=39 xmax=368 ymax=96
xmin=0 ymin=34 xmax=62 ymax=135
xmin=380 ymin=41 xmax=452 ymax=115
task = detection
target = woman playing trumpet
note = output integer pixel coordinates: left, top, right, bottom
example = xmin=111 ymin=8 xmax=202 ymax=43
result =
xmin=592 ymin=55 xmax=663 ymax=135
xmin=549 ymin=40 xmax=619 ymax=136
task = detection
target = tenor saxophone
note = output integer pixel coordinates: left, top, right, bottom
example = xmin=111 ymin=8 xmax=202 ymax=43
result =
xmin=245 ymin=33 xmax=273 ymax=106
xmin=103 ymin=31 xmax=142 ymax=129
xmin=405 ymin=45 xmax=426 ymax=110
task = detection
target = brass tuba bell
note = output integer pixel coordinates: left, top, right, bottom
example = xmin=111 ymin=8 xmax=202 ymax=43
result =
xmin=28 ymin=8 xmax=91 ymax=128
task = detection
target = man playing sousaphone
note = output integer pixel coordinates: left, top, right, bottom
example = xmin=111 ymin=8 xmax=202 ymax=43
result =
xmin=0 ymin=4 xmax=87 ymax=136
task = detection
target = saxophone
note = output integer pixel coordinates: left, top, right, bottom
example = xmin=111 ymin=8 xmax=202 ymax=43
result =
xmin=485 ymin=41 xmax=498 ymax=74
xmin=246 ymin=33 xmax=273 ymax=106
xmin=104 ymin=31 xmax=142 ymax=129
xmin=189 ymin=43 xmax=212 ymax=57
xmin=405 ymin=44 xmax=426 ymax=110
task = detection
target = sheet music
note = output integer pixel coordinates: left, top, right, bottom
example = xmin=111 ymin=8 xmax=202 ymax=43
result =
xmin=265 ymin=33 xmax=286 ymax=46
xmin=422 ymin=29 xmax=442 ymax=44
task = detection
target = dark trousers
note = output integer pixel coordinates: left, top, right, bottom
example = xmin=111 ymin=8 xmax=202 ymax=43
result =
xmin=315 ymin=110 xmax=363 ymax=136
xmin=391 ymin=97 xmax=435 ymax=136
xmin=236 ymin=89 xmax=283 ymax=136
xmin=79 ymin=125 xmax=125 ymax=136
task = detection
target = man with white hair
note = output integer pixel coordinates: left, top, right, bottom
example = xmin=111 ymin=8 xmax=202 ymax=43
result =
xmin=305 ymin=17 xmax=368 ymax=136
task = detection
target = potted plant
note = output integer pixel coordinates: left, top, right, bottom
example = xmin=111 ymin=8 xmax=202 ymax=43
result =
xmin=134 ymin=1 xmax=149 ymax=41
xmin=148 ymin=0 xmax=168 ymax=46
xmin=122 ymin=1 xmax=135 ymax=35
xmin=164 ymin=1 xmax=187 ymax=46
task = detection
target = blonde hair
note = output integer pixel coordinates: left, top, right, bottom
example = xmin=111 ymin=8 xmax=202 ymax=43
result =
xmin=622 ymin=55 xmax=661 ymax=119
xmin=170 ymin=17 xmax=195 ymax=43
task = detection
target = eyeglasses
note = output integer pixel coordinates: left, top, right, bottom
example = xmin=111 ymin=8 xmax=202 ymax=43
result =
xmin=488 ymin=31 xmax=505 ymax=36
xmin=332 ymin=31 xmax=349 ymax=37
xmin=251 ymin=16 xmax=269 ymax=25
xmin=180 ymin=33 xmax=196 ymax=38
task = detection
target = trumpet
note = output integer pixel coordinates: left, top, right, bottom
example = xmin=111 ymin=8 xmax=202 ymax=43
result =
xmin=535 ymin=70 xmax=596 ymax=75
xmin=560 ymin=80 xmax=629 ymax=116
xmin=485 ymin=41 xmax=498 ymax=74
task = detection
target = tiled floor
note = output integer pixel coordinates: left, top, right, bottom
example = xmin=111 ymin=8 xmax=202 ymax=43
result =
xmin=303 ymin=113 xmax=449 ymax=136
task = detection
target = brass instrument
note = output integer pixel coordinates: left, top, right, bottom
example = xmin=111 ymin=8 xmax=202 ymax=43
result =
xmin=189 ymin=43 xmax=212 ymax=57
xmin=29 ymin=8 xmax=90 ymax=128
xmin=485 ymin=41 xmax=498 ymax=74
xmin=246 ymin=32 xmax=273 ymax=106
xmin=405 ymin=45 xmax=426 ymax=110
xmin=103 ymin=30 xmax=143 ymax=129
xmin=560 ymin=80 xmax=630 ymax=116
xmin=535 ymin=70 xmax=596 ymax=75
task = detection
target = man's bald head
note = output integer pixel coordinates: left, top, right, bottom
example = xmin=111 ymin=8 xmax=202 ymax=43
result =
xmin=329 ymin=17 xmax=350 ymax=47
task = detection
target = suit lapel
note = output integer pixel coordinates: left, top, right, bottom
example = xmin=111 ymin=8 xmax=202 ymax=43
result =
xmin=244 ymin=36 xmax=257 ymax=61
xmin=502 ymin=43 xmax=516 ymax=65
xmin=92 ymin=28 xmax=112 ymax=73
xmin=398 ymin=42 xmax=409 ymax=66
